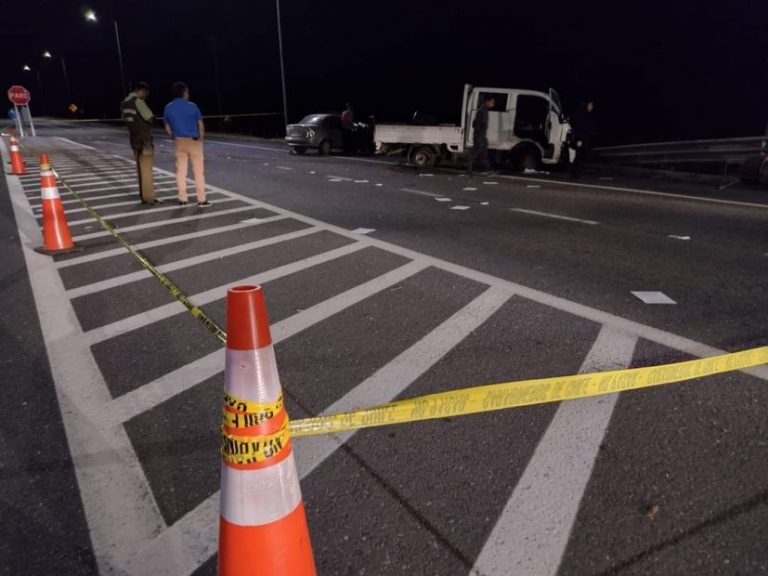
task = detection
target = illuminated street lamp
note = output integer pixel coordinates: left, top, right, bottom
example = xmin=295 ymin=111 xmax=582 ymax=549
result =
xmin=84 ymin=8 xmax=128 ymax=96
xmin=22 ymin=64 xmax=31 ymax=72
xmin=42 ymin=50 xmax=52 ymax=59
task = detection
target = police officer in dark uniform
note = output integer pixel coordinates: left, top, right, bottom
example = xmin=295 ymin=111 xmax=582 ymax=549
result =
xmin=121 ymin=82 xmax=157 ymax=203
xmin=466 ymin=95 xmax=495 ymax=176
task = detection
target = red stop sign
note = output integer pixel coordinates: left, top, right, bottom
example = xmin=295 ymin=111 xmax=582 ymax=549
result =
xmin=8 ymin=85 xmax=31 ymax=106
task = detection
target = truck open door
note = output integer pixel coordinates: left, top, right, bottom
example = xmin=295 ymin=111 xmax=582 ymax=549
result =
xmin=545 ymin=88 xmax=566 ymax=161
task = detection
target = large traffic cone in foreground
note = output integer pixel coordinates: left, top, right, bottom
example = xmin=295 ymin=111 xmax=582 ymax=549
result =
xmin=34 ymin=154 xmax=79 ymax=255
xmin=9 ymin=136 xmax=25 ymax=175
xmin=219 ymin=285 xmax=316 ymax=576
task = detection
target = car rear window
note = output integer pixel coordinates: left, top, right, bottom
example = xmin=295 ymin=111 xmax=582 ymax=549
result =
xmin=301 ymin=115 xmax=326 ymax=126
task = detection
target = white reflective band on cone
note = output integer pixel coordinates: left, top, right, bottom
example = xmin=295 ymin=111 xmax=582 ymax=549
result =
xmin=41 ymin=187 xmax=60 ymax=200
xmin=221 ymin=345 xmax=302 ymax=525
xmin=220 ymin=456 xmax=303 ymax=526
xmin=226 ymin=347 xmax=283 ymax=403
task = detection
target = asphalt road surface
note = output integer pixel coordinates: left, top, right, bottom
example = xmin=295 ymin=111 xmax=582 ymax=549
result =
xmin=1 ymin=121 xmax=767 ymax=576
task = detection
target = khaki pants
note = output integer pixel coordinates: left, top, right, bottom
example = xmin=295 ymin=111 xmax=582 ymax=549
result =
xmin=133 ymin=147 xmax=155 ymax=202
xmin=175 ymin=138 xmax=206 ymax=202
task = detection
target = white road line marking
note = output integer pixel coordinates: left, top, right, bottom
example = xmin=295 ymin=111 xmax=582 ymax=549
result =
xmin=435 ymin=197 xmax=452 ymax=202
xmin=526 ymin=185 xmax=541 ymax=189
xmin=472 ymin=326 xmax=638 ymax=576
xmin=66 ymin=176 xmax=142 ymax=187
xmin=71 ymin=205 xmax=256 ymax=241
xmin=451 ymin=205 xmax=471 ymax=210
xmin=275 ymin=165 xmax=294 ymax=171
xmin=327 ymin=174 xmax=354 ymax=181
xmin=31 ymin=188 xmax=178 ymax=208
xmin=4 ymin=142 xmax=165 ymax=574
xmin=483 ymin=181 xmax=498 ymax=185
xmin=57 ymin=137 xmax=97 ymax=150
xmin=498 ymin=174 xmax=768 ymax=211
xmin=85 ymin=243 xmax=368 ymax=346
xmin=295 ymin=285 xmax=511 ymax=476
xmin=328 ymin=178 xmax=343 ymax=182
xmin=375 ymin=183 xmax=383 ymax=187
xmin=67 ymin=226 xmax=322 ymax=298
xmin=50 ymin=193 xmax=182 ymax=214
xmin=419 ymin=173 xmax=434 ymax=177
xmin=481 ymin=201 xmax=490 ymax=206
xmin=55 ymin=215 xmax=289 ymax=268
xmin=105 ymin=260 xmax=426 ymax=426
xmin=631 ymin=291 xmax=677 ymax=305
xmin=400 ymin=187 xmax=442 ymax=198
xmin=60 ymin=171 xmax=136 ymax=182
xmin=354 ymin=179 xmax=369 ymax=183
xmin=463 ymin=187 xmax=478 ymax=191
xmin=509 ymin=207 xmax=599 ymax=225
xmin=668 ymin=235 xmax=691 ymax=241
xmin=128 ymin=285 xmax=511 ymax=575
xmin=66 ymin=198 xmax=238 ymax=226
xmin=351 ymin=228 xmax=376 ymax=235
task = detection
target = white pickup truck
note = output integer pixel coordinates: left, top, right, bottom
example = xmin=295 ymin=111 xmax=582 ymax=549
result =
xmin=375 ymin=84 xmax=571 ymax=170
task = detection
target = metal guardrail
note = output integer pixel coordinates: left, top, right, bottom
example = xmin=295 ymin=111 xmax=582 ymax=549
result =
xmin=595 ymin=136 xmax=766 ymax=175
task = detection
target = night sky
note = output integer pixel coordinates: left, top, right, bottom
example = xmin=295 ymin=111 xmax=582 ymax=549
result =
xmin=3 ymin=0 xmax=767 ymax=145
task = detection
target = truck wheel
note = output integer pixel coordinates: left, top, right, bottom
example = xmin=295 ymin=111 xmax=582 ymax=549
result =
xmin=292 ymin=146 xmax=307 ymax=156
xmin=318 ymin=140 xmax=332 ymax=155
xmin=517 ymin=149 xmax=541 ymax=172
xmin=410 ymin=145 xmax=437 ymax=169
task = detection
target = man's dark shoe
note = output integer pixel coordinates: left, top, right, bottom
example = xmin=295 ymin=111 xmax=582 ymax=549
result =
xmin=197 ymin=201 xmax=212 ymax=207
xmin=179 ymin=200 xmax=188 ymax=206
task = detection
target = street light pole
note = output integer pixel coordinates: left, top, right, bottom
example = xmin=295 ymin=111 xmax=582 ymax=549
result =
xmin=275 ymin=0 xmax=289 ymax=128
xmin=114 ymin=19 xmax=128 ymax=96
xmin=85 ymin=10 xmax=127 ymax=97
xmin=61 ymin=57 xmax=73 ymax=105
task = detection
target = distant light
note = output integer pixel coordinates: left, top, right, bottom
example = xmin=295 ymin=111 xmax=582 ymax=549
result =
xmin=22 ymin=64 xmax=31 ymax=72
xmin=43 ymin=50 xmax=52 ymax=58
xmin=85 ymin=9 xmax=97 ymax=22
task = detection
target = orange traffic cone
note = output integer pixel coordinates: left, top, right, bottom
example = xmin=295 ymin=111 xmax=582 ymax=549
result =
xmin=219 ymin=285 xmax=316 ymax=576
xmin=34 ymin=154 xmax=79 ymax=255
xmin=9 ymin=136 xmax=25 ymax=175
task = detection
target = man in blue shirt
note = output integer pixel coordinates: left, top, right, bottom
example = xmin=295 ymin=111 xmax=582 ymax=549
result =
xmin=163 ymin=82 xmax=210 ymax=206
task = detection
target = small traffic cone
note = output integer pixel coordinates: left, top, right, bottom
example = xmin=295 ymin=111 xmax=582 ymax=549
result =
xmin=219 ymin=285 xmax=316 ymax=576
xmin=34 ymin=154 xmax=80 ymax=255
xmin=9 ymin=136 xmax=25 ymax=175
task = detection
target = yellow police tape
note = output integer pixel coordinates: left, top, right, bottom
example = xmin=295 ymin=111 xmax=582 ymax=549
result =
xmin=222 ymin=392 xmax=284 ymax=429
xmin=288 ymin=345 xmax=768 ymax=437
xmin=59 ymin=178 xmax=227 ymax=345
xmin=221 ymin=421 xmax=290 ymax=466
xmin=55 ymin=166 xmax=768 ymax=441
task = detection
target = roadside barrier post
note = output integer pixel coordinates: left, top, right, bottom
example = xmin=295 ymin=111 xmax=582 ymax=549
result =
xmin=9 ymin=136 xmax=25 ymax=175
xmin=219 ymin=285 xmax=316 ymax=576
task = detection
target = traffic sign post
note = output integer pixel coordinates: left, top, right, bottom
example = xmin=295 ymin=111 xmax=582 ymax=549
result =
xmin=7 ymin=86 xmax=36 ymax=138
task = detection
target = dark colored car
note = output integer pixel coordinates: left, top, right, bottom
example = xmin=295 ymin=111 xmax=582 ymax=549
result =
xmin=285 ymin=113 xmax=375 ymax=156
xmin=286 ymin=114 xmax=343 ymax=155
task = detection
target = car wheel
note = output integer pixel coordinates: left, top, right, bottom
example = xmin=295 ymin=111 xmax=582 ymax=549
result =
xmin=517 ymin=148 xmax=541 ymax=172
xmin=291 ymin=146 xmax=307 ymax=155
xmin=318 ymin=140 xmax=332 ymax=155
xmin=410 ymin=145 xmax=437 ymax=169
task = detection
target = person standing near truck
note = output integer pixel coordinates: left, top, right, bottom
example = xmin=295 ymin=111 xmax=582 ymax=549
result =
xmin=341 ymin=102 xmax=354 ymax=153
xmin=569 ymin=101 xmax=597 ymax=178
xmin=121 ymin=82 xmax=157 ymax=204
xmin=466 ymin=95 xmax=495 ymax=175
